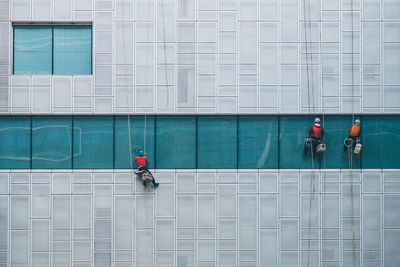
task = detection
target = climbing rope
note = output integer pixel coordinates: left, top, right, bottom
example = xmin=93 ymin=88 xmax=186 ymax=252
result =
xmin=302 ymin=1 xmax=318 ymax=266
xmin=161 ymin=0 xmax=170 ymax=105
xmin=349 ymin=0 xmax=358 ymax=264
xmin=303 ymin=0 xmax=312 ymax=115
xmin=120 ymin=0 xmax=135 ymax=191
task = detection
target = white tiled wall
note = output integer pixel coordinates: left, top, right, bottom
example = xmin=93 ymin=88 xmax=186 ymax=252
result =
xmin=0 ymin=0 xmax=399 ymax=114
xmin=0 ymin=169 xmax=398 ymax=266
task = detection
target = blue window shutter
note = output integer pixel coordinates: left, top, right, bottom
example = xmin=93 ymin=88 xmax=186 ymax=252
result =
xmin=53 ymin=26 xmax=92 ymax=75
xmin=13 ymin=26 xmax=52 ymax=74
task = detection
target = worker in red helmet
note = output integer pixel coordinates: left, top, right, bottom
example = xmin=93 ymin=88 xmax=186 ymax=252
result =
xmin=305 ymin=117 xmax=325 ymax=154
xmin=134 ymin=150 xmax=159 ymax=188
xmin=308 ymin=117 xmax=324 ymax=141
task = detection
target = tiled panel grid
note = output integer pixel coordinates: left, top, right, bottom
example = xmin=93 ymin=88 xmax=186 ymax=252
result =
xmin=0 ymin=169 xmax=398 ymax=267
xmin=1 ymin=0 xmax=400 ymax=114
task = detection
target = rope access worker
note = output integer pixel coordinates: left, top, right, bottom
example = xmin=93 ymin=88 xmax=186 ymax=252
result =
xmin=134 ymin=150 xmax=159 ymax=188
xmin=343 ymin=119 xmax=361 ymax=153
xmin=305 ymin=117 xmax=325 ymax=153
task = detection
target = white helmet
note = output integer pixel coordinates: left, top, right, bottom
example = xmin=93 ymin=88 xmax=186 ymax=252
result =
xmin=314 ymin=118 xmax=321 ymax=123
xmin=355 ymin=119 xmax=360 ymax=124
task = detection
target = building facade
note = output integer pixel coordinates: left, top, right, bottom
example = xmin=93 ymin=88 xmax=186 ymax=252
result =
xmin=0 ymin=0 xmax=400 ymax=266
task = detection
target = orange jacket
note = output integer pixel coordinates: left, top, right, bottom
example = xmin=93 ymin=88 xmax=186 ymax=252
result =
xmin=348 ymin=124 xmax=361 ymax=137
xmin=309 ymin=124 xmax=324 ymax=139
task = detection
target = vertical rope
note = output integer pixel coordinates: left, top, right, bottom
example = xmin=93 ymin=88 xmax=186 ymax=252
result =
xmin=161 ymin=0 xmax=169 ymax=105
xmin=318 ymin=3 xmax=328 ymax=266
xmin=350 ymin=0 xmax=357 ymax=265
xmin=303 ymin=2 xmax=317 ymax=266
xmin=303 ymin=0 xmax=312 ymax=115
xmin=143 ymin=0 xmax=151 ymax=155
xmin=128 ymin=115 xmax=133 ymax=170
xmin=307 ymin=0 xmax=316 ymax=114
xmin=122 ymin=0 xmax=133 ymax=178
xmin=351 ymin=0 xmax=355 ymax=122
xmin=305 ymin=138 xmax=316 ymax=267
xmin=144 ymin=114 xmax=147 ymax=154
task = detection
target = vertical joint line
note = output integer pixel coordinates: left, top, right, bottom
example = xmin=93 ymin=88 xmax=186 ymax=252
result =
xmin=71 ymin=116 xmax=74 ymax=169
xmin=30 ymin=116 xmax=33 ymax=169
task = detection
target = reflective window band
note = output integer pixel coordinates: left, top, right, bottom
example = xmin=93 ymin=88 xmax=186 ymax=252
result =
xmin=0 ymin=115 xmax=399 ymax=169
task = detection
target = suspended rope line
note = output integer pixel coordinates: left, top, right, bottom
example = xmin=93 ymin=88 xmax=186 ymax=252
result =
xmin=142 ymin=0 xmax=152 ymax=155
xmin=318 ymin=4 xmax=328 ymax=266
xmin=161 ymin=0 xmax=170 ymax=105
xmin=302 ymin=2 xmax=318 ymax=266
xmin=303 ymin=0 xmax=312 ymax=115
xmin=305 ymin=137 xmax=316 ymax=267
xmin=349 ymin=0 xmax=357 ymax=265
xmin=351 ymin=0 xmax=355 ymax=122
xmin=120 ymin=0 xmax=134 ymax=179
xmin=307 ymin=0 xmax=316 ymax=115
xmin=143 ymin=113 xmax=147 ymax=153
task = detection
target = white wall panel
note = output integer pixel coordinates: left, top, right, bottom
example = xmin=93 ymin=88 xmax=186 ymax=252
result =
xmin=1 ymin=169 xmax=400 ymax=266
xmin=53 ymin=77 xmax=72 ymax=108
xmin=32 ymin=0 xmax=51 ymax=20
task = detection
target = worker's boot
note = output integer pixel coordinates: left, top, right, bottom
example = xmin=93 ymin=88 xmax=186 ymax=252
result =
xmin=151 ymin=178 xmax=159 ymax=188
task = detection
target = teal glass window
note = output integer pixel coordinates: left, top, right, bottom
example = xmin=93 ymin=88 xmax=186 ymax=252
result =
xmin=13 ymin=26 xmax=53 ymax=74
xmin=0 ymin=115 xmax=399 ymax=169
xmin=13 ymin=25 xmax=92 ymax=75
xmin=362 ymin=116 xmax=400 ymax=168
xmin=156 ymin=116 xmax=196 ymax=168
xmin=32 ymin=117 xmax=72 ymax=169
xmin=115 ymin=116 xmax=155 ymax=169
xmin=73 ymin=117 xmax=114 ymax=169
xmin=197 ymin=116 xmax=237 ymax=168
xmin=53 ymin=26 xmax=92 ymax=75
xmin=0 ymin=117 xmax=31 ymax=169
xmin=323 ymin=116 xmax=361 ymax=169
xmin=239 ymin=116 xmax=278 ymax=168
xmin=279 ymin=116 xmax=320 ymax=169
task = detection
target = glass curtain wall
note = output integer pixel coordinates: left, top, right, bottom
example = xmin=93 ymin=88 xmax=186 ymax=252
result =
xmin=0 ymin=115 xmax=399 ymax=169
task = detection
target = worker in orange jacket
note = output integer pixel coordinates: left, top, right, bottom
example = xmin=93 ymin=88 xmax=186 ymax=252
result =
xmin=343 ymin=119 xmax=361 ymax=153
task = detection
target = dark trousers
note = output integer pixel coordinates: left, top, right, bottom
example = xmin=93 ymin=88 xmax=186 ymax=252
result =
xmin=343 ymin=136 xmax=359 ymax=152
xmin=304 ymin=137 xmax=322 ymax=154
xmin=138 ymin=164 xmax=157 ymax=185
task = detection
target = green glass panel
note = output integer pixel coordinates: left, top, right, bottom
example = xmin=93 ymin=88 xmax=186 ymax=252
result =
xmin=362 ymin=116 xmax=400 ymax=168
xmin=239 ymin=116 xmax=278 ymax=168
xmin=197 ymin=116 xmax=237 ymax=169
xmin=279 ymin=116 xmax=322 ymax=169
xmin=32 ymin=117 xmax=72 ymax=169
xmin=13 ymin=26 xmax=52 ymax=74
xmin=53 ymin=26 xmax=92 ymax=75
xmin=323 ymin=116 xmax=361 ymax=169
xmin=115 ymin=116 xmax=155 ymax=169
xmin=73 ymin=117 xmax=114 ymax=169
xmin=0 ymin=117 xmax=31 ymax=168
xmin=156 ymin=116 xmax=196 ymax=168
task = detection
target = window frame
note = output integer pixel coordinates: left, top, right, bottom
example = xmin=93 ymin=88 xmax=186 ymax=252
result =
xmin=12 ymin=22 xmax=93 ymax=75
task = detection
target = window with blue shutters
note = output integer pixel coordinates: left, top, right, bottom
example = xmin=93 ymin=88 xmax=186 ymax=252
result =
xmin=13 ymin=25 xmax=92 ymax=75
